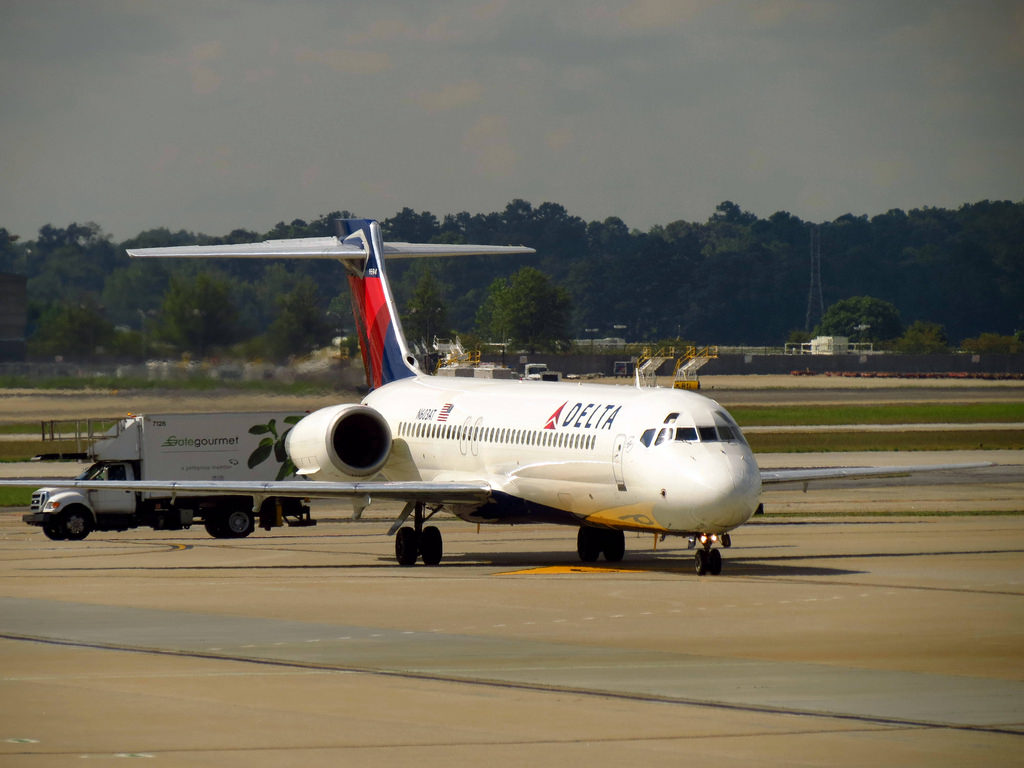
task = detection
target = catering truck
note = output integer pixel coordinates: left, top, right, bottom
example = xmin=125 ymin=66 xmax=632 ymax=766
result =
xmin=25 ymin=412 xmax=313 ymax=541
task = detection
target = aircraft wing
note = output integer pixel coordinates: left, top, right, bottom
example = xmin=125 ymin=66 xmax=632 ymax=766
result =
xmin=0 ymin=478 xmax=492 ymax=506
xmin=760 ymin=462 xmax=993 ymax=485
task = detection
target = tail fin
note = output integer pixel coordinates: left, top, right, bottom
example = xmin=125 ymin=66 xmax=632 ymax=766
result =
xmin=335 ymin=219 xmax=418 ymax=389
xmin=127 ymin=218 xmax=535 ymax=391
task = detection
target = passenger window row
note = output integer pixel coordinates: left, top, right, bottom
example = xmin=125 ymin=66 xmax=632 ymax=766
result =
xmin=397 ymin=421 xmax=597 ymax=451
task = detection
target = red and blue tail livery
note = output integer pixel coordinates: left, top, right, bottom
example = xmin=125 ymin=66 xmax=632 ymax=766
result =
xmin=335 ymin=219 xmax=418 ymax=389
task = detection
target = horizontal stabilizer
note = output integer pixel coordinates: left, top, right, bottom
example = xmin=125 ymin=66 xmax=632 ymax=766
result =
xmin=128 ymin=238 xmax=535 ymax=260
xmin=125 ymin=218 xmax=536 ymax=390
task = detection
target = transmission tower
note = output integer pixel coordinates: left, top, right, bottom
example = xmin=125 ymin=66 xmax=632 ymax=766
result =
xmin=805 ymin=225 xmax=824 ymax=332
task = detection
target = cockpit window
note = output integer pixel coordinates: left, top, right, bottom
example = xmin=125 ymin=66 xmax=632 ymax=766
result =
xmin=674 ymin=426 xmax=698 ymax=442
xmin=643 ymin=421 xmax=740 ymax=446
xmin=697 ymin=426 xmax=718 ymax=442
xmin=713 ymin=411 xmax=746 ymax=443
xmin=663 ymin=412 xmax=679 ymax=424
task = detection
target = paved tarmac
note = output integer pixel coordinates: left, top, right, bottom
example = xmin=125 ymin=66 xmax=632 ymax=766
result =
xmin=1 ymin=457 xmax=1022 ymax=767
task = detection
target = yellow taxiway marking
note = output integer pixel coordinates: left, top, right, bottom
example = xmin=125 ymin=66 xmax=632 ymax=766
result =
xmin=498 ymin=565 xmax=646 ymax=576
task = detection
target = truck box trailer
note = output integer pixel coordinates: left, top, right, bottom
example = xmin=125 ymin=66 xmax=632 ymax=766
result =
xmin=24 ymin=412 xmax=313 ymax=540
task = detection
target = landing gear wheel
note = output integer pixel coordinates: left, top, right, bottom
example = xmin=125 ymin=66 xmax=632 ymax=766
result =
xmin=420 ymin=525 xmax=443 ymax=565
xmin=224 ymin=510 xmax=254 ymax=538
xmin=694 ymin=549 xmax=709 ymax=576
xmin=601 ymin=530 xmax=625 ymax=562
xmin=60 ymin=508 xmax=93 ymax=541
xmin=395 ymin=526 xmax=419 ymax=566
xmin=695 ymin=547 xmax=723 ymax=576
xmin=708 ymin=548 xmax=723 ymax=575
xmin=577 ymin=527 xmax=601 ymax=562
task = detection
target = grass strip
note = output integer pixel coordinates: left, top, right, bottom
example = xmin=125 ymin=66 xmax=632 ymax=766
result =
xmin=0 ymin=440 xmax=83 ymax=462
xmin=730 ymin=402 xmax=1024 ymax=426
xmin=0 ymin=488 xmax=34 ymax=507
xmin=746 ymin=429 xmax=1024 ymax=452
xmin=0 ymin=423 xmax=117 ymax=436
xmin=0 ymin=425 xmax=47 ymax=435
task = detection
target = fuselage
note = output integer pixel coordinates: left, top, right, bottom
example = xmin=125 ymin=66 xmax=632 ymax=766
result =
xmin=363 ymin=376 xmax=762 ymax=537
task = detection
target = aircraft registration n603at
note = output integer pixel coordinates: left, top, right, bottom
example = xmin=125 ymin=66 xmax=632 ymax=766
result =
xmin=0 ymin=219 xmax=989 ymax=574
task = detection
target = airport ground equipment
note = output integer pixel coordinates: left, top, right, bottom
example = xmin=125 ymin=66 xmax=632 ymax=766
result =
xmin=634 ymin=346 xmax=719 ymax=389
xmin=23 ymin=412 xmax=313 ymax=540
xmin=673 ymin=346 xmax=719 ymax=390
xmin=523 ymin=363 xmax=562 ymax=381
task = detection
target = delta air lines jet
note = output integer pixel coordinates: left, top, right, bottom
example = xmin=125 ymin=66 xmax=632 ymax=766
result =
xmin=0 ymin=219 xmax=987 ymax=574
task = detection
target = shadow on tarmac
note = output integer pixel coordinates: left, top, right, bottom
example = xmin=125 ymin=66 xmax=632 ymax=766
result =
xmin=33 ymin=552 xmax=864 ymax=578
xmin=34 ymin=537 xmax=1022 ymax=578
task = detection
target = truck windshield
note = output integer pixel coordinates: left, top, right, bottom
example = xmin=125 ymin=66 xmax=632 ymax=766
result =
xmin=74 ymin=462 xmax=118 ymax=481
xmin=75 ymin=464 xmax=108 ymax=481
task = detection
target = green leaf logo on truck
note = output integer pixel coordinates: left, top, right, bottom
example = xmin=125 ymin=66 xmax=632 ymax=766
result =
xmin=247 ymin=415 xmax=302 ymax=480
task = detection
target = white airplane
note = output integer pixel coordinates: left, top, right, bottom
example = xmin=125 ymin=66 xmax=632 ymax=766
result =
xmin=0 ymin=219 xmax=988 ymax=574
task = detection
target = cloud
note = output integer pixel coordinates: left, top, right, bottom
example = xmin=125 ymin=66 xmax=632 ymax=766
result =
xmin=414 ymin=81 xmax=484 ymax=111
xmin=612 ymin=0 xmax=706 ymax=31
xmin=545 ymin=125 xmax=575 ymax=152
xmin=463 ymin=115 xmax=517 ymax=177
xmin=188 ymin=42 xmax=225 ymax=95
xmin=158 ymin=40 xmax=225 ymax=95
xmin=562 ymin=0 xmax=706 ymax=36
xmin=1 ymin=0 xmax=1021 ymax=240
xmin=294 ymin=45 xmax=391 ymax=75
xmin=152 ymin=144 xmax=182 ymax=174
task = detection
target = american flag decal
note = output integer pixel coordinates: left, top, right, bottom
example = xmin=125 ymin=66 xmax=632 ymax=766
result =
xmin=437 ymin=403 xmax=454 ymax=422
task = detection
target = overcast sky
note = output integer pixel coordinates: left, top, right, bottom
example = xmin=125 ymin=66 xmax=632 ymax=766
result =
xmin=2 ymin=0 xmax=1022 ymax=240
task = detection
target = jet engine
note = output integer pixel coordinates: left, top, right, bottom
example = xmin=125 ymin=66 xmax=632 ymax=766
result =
xmin=285 ymin=404 xmax=392 ymax=480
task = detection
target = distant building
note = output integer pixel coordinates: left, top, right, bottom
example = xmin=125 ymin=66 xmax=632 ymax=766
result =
xmin=0 ymin=272 xmax=27 ymax=361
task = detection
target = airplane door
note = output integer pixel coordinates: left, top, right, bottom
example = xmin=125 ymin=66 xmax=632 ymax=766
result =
xmin=612 ymin=434 xmax=627 ymax=491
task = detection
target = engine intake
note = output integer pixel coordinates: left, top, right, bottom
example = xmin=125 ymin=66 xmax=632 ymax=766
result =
xmin=285 ymin=404 xmax=392 ymax=480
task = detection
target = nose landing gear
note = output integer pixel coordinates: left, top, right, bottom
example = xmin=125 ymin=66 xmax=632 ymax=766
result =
xmin=693 ymin=532 xmax=729 ymax=576
xmin=694 ymin=546 xmax=722 ymax=576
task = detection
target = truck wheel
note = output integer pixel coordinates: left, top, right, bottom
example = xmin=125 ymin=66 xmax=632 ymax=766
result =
xmin=224 ymin=510 xmax=254 ymax=538
xmin=203 ymin=517 xmax=227 ymax=538
xmin=59 ymin=507 xmax=93 ymax=541
xmin=42 ymin=521 xmax=66 ymax=541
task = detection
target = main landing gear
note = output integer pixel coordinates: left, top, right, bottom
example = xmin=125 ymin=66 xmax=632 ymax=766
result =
xmin=394 ymin=502 xmax=443 ymax=566
xmin=576 ymin=526 xmax=625 ymax=563
xmin=693 ymin=532 xmax=731 ymax=576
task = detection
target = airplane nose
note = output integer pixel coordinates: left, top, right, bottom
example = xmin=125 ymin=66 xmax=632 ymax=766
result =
xmin=684 ymin=451 xmax=760 ymax=530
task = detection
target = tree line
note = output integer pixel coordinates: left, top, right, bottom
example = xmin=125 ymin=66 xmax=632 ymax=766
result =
xmin=1 ymin=198 xmax=1021 ymax=362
